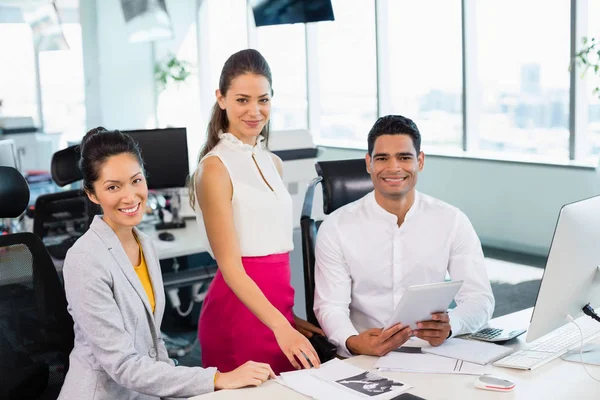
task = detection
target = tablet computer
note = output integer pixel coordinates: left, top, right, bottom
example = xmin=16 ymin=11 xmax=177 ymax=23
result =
xmin=384 ymin=281 xmax=463 ymax=330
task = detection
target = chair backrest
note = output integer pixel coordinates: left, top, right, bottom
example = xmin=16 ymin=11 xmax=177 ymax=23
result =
xmin=51 ymin=145 xmax=82 ymax=187
xmin=33 ymin=145 xmax=96 ymax=256
xmin=0 ymin=165 xmax=29 ymax=217
xmin=0 ymin=166 xmax=74 ymax=399
xmin=300 ymin=159 xmax=373 ymax=326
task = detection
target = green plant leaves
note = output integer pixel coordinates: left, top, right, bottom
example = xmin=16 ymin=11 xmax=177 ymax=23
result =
xmin=154 ymin=53 xmax=194 ymax=92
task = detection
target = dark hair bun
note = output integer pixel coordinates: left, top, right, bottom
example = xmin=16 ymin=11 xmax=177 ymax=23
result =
xmin=78 ymin=127 xmax=144 ymax=194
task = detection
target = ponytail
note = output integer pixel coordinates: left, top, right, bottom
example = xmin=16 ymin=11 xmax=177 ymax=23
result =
xmin=187 ymin=102 xmax=228 ymax=209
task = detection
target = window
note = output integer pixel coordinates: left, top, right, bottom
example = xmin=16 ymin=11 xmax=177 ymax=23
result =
xmin=314 ymin=0 xmax=377 ymax=148
xmin=255 ymin=24 xmax=308 ymax=131
xmin=0 ymin=24 xmax=38 ymax=125
xmin=588 ymin=2 xmax=600 ymax=159
xmin=386 ymin=1 xmax=463 ymax=151
xmin=475 ymin=1 xmax=571 ymax=158
xmin=206 ymin=0 xmax=248 ymax=90
xmin=38 ymin=23 xmax=86 ymax=142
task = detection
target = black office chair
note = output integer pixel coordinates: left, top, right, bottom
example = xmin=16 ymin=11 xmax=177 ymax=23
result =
xmin=0 ymin=166 xmax=75 ymax=399
xmin=34 ymin=145 xmax=97 ymax=260
xmin=301 ymin=159 xmax=374 ymax=327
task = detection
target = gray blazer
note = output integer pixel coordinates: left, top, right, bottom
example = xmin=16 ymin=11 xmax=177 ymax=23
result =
xmin=58 ymin=216 xmax=216 ymax=400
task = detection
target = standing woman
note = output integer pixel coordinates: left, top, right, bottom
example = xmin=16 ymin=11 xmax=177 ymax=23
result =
xmin=190 ymin=49 xmax=323 ymax=375
xmin=59 ymin=127 xmax=274 ymax=400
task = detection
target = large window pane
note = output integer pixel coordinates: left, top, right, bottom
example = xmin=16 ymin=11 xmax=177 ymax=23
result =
xmin=0 ymin=24 xmax=38 ymax=125
xmin=207 ymin=0 xmax=247 ymax=90
xmin=588 ymin=2 xmax=600 ymax=158
xmin=39 ymin=23 xmax=86 ymax=142
xmin=387 ymin=1 xmax=463 ymax=151
xmin=315 ymin=0 xmax=377 ymax=147
xmin=255 ymin=24 xmax=307 ymax=131
xmin=476 ymin=1 xmax=570 ymax=158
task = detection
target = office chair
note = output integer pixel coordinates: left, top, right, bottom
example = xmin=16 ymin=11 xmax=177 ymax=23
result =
xmin=34 ymin=145 xmax=97 ymax=260
xmin=0 ymin=166 xmax=75 ymax=399
xmin=300 ymin=159 xmax=374 ymax=327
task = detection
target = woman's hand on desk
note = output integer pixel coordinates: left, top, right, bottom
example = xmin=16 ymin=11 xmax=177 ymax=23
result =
xmin=293 ymin=314 xmax=325 ymax=338
xmin=273 ymin=323 xmax=321 ymax=370
xmin=214 ymin=361 xmax=275 ymax=390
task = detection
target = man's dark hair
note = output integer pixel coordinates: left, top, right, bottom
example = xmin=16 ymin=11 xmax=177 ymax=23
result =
xmin=367 ymin=115 xmax=421 ymax=156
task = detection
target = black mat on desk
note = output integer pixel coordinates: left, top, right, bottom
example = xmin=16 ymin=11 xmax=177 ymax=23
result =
xmin=490 ymin=279 xmax=541 ymax=319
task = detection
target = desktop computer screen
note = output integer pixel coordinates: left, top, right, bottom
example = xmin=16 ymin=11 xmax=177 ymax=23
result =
xmin=0 ymin=140 xmax=18 ymax=169
xmin=527 ymin=195 xmax=600 ymax=342
xmin=124 ymin=127 xmax=189 ymax=190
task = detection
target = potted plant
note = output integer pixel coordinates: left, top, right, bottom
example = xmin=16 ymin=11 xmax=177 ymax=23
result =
xmin=154 ymin=53 xmax=193 ymax=93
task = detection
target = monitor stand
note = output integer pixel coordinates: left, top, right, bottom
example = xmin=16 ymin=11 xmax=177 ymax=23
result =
xmin=561 ymin=265 xmax=600 ymax=365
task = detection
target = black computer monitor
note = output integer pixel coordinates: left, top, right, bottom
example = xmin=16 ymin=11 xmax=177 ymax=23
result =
xmin=251 ymin=0 xmax=334 ymax=27
xmin=124 ymin=127 xmax=189 ymax=190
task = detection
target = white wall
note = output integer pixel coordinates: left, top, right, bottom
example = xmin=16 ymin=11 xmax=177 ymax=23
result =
xmin=80 ymin=0 xmax=155 ymax=131
xmin=317 ymin=147 xmax=600 ymax=257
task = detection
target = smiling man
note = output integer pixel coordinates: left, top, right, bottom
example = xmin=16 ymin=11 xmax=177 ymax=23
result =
xmin=313 ymin=115 xmax=495 ymax=358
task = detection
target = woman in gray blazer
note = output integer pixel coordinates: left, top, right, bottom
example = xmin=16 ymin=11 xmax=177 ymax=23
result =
xmin=58 ymin=128 xmax=274 ymax=400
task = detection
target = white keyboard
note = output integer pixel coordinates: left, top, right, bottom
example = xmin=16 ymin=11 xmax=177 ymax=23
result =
xmin=494 ymin=320 xmax=600 ymax=370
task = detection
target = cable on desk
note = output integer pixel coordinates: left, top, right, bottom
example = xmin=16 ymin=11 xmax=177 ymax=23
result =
xmin=566 ymin=314 xmax=600 ymax=383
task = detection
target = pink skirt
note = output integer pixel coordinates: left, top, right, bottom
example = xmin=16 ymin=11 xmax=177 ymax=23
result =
xmin=198 ymin=253 xmax=296 ymax=374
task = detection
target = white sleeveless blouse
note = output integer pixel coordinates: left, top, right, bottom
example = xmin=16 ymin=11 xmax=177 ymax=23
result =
xmin=193 ymin=132 xmax=294 ymax=258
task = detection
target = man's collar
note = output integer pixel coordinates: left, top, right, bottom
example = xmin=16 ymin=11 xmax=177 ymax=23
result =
xmin=367 ymin=190 xmax=421 ymax=225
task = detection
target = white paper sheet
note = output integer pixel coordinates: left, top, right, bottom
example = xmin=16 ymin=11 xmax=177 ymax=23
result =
xmin=375 ymin=352 xmax=493 ymax=375
xmin=422 ymin=338 xmax=514 ymax=365
xmin=279 ymin=359 xmax=411 ymax=399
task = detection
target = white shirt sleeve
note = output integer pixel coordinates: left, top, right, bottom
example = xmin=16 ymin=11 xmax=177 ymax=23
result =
xmin=447 ymin=211 xmax=495 ymax=336
xmin=313 ymin=216 xmax=359 ymax=358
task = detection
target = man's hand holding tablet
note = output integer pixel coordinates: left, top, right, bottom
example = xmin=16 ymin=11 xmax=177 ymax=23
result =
xmin=413 ymin=311 xmax=452 ymax=346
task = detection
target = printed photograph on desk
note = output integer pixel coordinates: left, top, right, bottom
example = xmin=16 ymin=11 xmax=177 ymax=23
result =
xmin=335 ymin=371 xmax=405 ymax=397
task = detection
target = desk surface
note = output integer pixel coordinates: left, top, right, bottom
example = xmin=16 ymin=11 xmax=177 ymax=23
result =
xmin=192 ymin=308 xmax=600 ymax=400
xmin=147 ymin=220 xmax=207 ymax=260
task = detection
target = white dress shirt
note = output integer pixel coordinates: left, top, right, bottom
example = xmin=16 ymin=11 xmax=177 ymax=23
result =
xmin=313 ymin=190 xmax=494 ymax=357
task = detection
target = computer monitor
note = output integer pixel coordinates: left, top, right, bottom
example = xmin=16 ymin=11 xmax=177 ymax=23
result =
xmin=251 ymin=0 xmax=334 ymax=27
xmin=123 ymin=127 xmax=189 ymax=190
xmin=0 ymin=139 xmax=18 ymax=169
xmin=527 ymin=195 xmax=600 ymax=343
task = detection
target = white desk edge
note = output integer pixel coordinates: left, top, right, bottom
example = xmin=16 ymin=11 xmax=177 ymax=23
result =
xmin=191 ymin=308 xmax=600 ymax=400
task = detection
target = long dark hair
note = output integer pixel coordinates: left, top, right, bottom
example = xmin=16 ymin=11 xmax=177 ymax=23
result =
xmin=79 ymin=127 xmax=144 ymax=195
xmin=188 ymin=49 xmax=273 ymax=208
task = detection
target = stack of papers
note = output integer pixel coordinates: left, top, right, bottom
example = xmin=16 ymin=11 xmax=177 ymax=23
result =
xmin=422 ymin=338 xmax=514 ymax=365
xmin=375 ymin=351 xmax=493 ymax=375
xmin=278 ymin=359 xmax=412 ymax=399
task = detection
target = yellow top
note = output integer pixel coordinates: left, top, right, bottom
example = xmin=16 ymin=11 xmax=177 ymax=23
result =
xmin=134 ymin=235 xmax=155 ymax=313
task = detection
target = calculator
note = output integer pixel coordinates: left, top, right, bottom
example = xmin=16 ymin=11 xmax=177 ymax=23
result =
xmin=469 ymin=327 xmax=526 ymax=344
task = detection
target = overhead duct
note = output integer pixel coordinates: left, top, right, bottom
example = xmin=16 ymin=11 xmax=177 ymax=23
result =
xmin=120 ymin=0 xmax=174 ymax=43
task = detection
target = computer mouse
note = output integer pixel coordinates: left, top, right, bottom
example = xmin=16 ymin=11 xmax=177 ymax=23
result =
xmin=474 ymin=375 xmax=515 ymax=392
xmin=158 ymin=232 xmax=175 ymax=242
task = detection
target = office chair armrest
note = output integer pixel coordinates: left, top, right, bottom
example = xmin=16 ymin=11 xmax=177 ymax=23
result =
xmin=309 ymin=334 xmax=337 ymax=363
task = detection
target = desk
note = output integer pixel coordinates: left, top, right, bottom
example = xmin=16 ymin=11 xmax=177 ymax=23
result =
xmin=192 ymin=308 xmax=600 ymax=400
xmin=50 ymin=220 xmax=208 ymax=272
xmin=148 ymin=221 xmax=207 ymax=260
